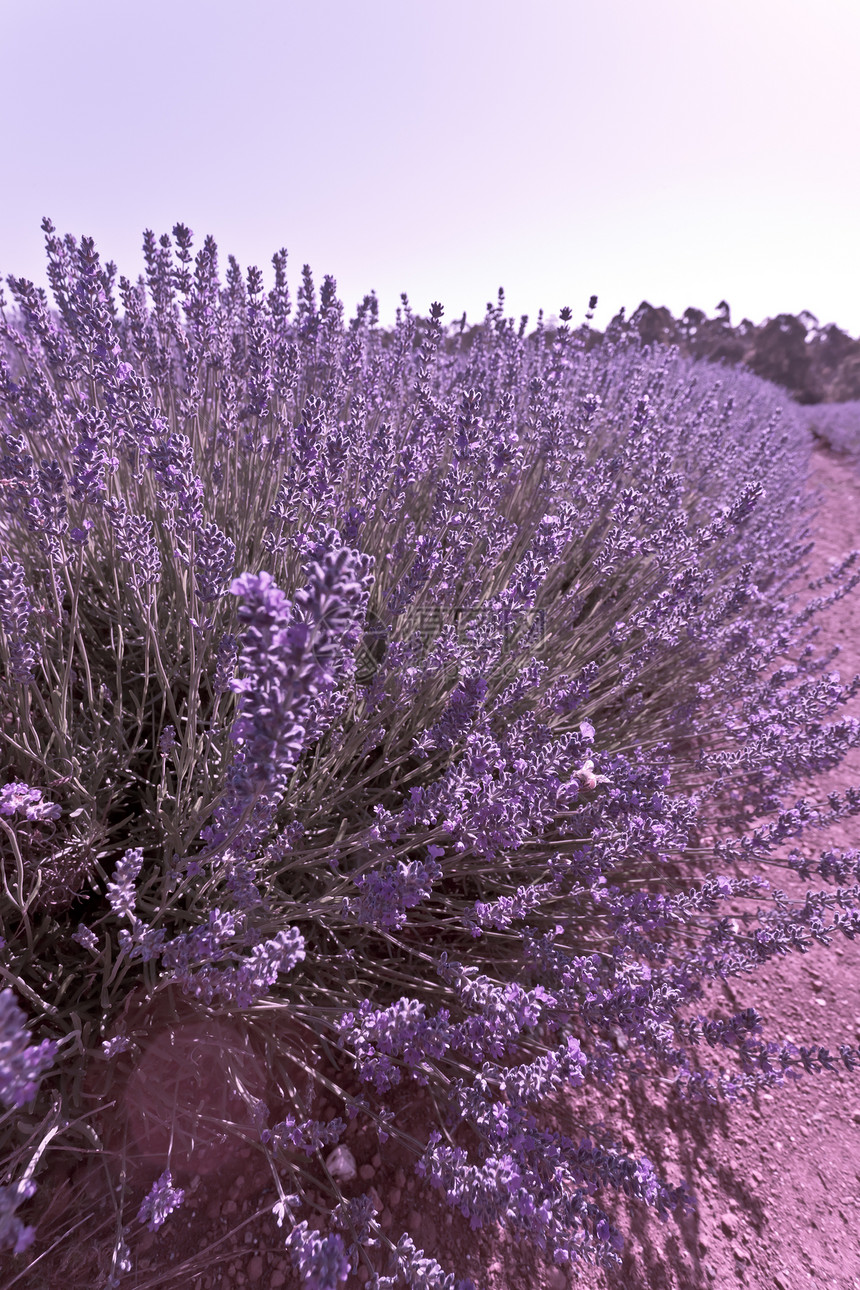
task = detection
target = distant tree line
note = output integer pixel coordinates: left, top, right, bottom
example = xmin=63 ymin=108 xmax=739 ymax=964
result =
xmin=586 ymin=301 xmax=860 ymax=405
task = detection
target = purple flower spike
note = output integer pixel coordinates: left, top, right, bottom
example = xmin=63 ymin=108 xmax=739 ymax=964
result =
xmin=0 ymin=781 xmax=60 ymax=821
xmin=193 ymin=521 xmax=236 ymax=604
xmin=136 ymin=1169 xmax=186 ymax=1232
xmin=0 ymin=1178 xmax=37 ymax=1256
xmin=203 ymin=542 xmax=375 ymax=872
xmin=0 ymin=560 xmax=39 ymax=682
xmin=105 ymin=847 xmax=144 ymax=921
xmin=0 ymin=990 xmax=59 ymax=1111
xmin=285 ymin=1220 xmax=351 ymax=1288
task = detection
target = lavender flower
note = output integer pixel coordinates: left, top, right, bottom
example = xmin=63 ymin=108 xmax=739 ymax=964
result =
xmin=285 ymin=1221 xmax=351 ymax=1289
xmin=101 ymin=1034 xmax=135 ymax=1059
xmin=342 ymin=854 xmax=442 ymax=931
xmin=212 ymin=631 xmax=238 ymax=696
xmin=192 ymin=521 xmax=236 ymax=604
xmin=0 ymin=1178 xmax=37 ymax=1256
xmin=24 ymin=459 xmax=68 ymax=561
xmin=105 ymin=847 xmax=144 ymax=921
xmin=262 ymin=1113 xmax=346 ymax=1156
xmin=0 ymin=990 xmax=59 ymax=1110
xmin=336 ymin=996 xmax=453 ymax=1093
xmin=69 ymin=406 xmax=118 ymax=506
xmin=71 ymin=924 xmax=100 ymax=953
xmin=0 ymin=781 xmax=61 ymax=821
xmin=0 ymin=558 xmax=38 ymax=683
xmin=0 ymin=560 xmax=33 ymax=639
xmin=136 ymin=1169 xmax=186 ymax=1232
xmin=103 ymin=496 xmax=163 ymax=588
xmin=177 ymin=924 xmax=306 ymax=1006
xmin=384 ymin=1234 xmax=480 ymax=1290
xmin=158 ymin=906 xmax=242 ymax=977
xmin=199 ymin=542 xmax=374 ymax=881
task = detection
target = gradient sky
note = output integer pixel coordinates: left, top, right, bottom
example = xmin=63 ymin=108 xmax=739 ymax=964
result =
xmin=2 ymin=0 xmax=858 ymax=335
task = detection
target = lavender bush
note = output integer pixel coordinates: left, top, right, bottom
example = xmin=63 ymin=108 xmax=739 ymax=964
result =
xmin=798 ymin=398 xmax=860 ymax=463
xmin=2 ymin=220 xmax=860 ymax=1287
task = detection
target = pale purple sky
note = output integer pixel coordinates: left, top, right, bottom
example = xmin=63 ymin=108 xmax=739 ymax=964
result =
xmin=3 ymin=0 xmax=858 ymax=335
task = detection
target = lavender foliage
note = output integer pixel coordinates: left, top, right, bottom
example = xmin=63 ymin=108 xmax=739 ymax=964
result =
xmin=0 ymin=222 xmax=859 ymax=1286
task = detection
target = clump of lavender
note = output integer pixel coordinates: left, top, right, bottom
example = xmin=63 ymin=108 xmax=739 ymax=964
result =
xmin=1 ymin=224 xmax=860 ymax=1288
xmin=798 ymin=397 xmax=860 ymax=462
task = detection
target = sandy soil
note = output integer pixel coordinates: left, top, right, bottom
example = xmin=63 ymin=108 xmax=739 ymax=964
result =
xmin=5 ymin=443 xmax=860 ymax=1290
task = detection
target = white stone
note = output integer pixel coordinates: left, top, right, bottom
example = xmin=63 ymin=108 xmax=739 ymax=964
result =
xmin=326 ymin=1144 xmax=358 ymax=1182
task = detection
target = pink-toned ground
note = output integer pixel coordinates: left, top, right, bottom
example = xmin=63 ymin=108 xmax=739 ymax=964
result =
xmin=5 ymin=442 xmax=860 ymax=1290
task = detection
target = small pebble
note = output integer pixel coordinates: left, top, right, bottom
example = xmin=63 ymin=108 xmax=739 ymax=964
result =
xmin=720 ymin=1212 xmax=737 ymax=1238
xmin=326 ymin=1145 xmax=357 ymax=1182
xmin=247 ymin=1255 xmax=264 ymax=1283
xmin=359 ymin=1163 xmax=375 ymax=1181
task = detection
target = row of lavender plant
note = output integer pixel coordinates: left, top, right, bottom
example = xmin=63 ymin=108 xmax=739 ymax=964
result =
xmin=798 ymin=397 xmax=860 ymax=463
xmin=1 ymin=220 xmax=860 ymax=1288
